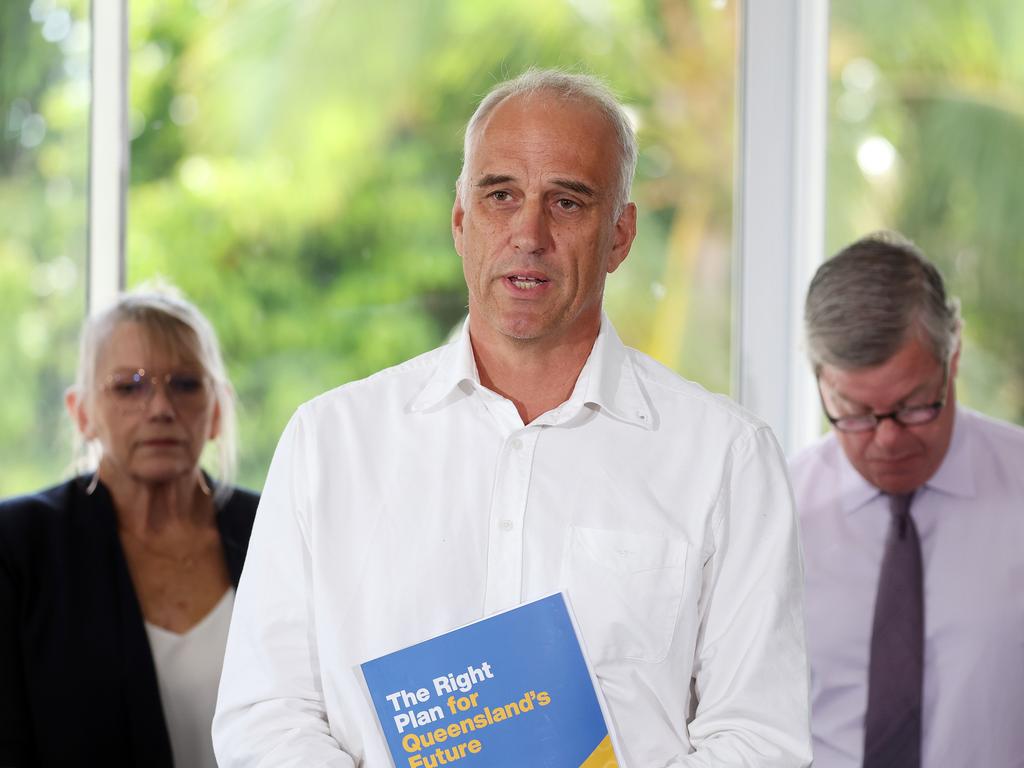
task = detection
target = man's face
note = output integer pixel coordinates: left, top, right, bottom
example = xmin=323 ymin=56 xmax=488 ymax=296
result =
xmin=452 ymin=93 xmax=637 ymax=349
xmin=818 ymin=334 xmax=959 ymax=495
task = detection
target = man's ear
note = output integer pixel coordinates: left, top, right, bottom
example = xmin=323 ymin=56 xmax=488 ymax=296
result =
xmin=607 ymin=202 xmax=637 ymax=274
xmin=65 ymin=388 xmax=93 ymax=439
xmin=949 ymin=332 xmax=962 ymax=380
xmin=452 ymin=184 xmax=466 ymax=256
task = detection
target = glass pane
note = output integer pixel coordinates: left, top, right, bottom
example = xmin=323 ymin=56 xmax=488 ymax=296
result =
xmin=829 ymin=2 xmax=1024 ymax=426
xmin=0 ymin=0 xmax=91 ymax=496
xmin=127 ymin=0 xmax=737 ymax=489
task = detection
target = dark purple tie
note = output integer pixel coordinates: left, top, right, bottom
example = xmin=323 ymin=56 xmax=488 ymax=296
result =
xmin=863 ymin=492 xmax=923 ymax=768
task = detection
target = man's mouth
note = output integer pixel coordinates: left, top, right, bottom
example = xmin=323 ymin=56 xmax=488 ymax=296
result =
xmin=868 ymin=452 xmax=920 ymax=465
xmin=507 ymin=275 xmax=548 ymax=290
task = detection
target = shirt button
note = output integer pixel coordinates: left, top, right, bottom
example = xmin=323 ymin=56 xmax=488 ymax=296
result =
xmin=500 ymin=519 xmax=514 ymax=532
xmin=509 ymin=438 xmax=523 ymax=451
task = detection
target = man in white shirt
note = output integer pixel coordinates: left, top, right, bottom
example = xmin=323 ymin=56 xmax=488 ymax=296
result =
xmin=214 ymin=69 xmax=811 ymax=767
xmin=791 ymin=232 xmax=1024 ymax=768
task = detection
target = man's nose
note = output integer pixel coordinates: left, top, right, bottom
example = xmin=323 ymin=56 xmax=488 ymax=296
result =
xmin=510 ymin=198 xmax=552 ymax=255
xmin=872 ymin=415 xmax=906 ymax=448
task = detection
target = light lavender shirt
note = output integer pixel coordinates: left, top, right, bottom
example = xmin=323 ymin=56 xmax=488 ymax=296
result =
xmin=790 ymin=406 xmax=1024 ymax=768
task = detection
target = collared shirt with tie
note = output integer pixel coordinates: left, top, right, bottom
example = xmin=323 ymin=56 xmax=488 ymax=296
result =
xmin=791 ymin=406 xmax=1024 ymax=768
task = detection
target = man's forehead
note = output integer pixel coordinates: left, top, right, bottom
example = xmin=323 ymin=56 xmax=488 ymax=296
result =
xmin=473 ymin=93 xmax=611 ymax=150
xmin=482 ymin=90 xmax=588 ymax=123
xmin=821 ymin=358 xmax=941 ymax=408
xmin=465 ymin=94 xmax=615 ymax=187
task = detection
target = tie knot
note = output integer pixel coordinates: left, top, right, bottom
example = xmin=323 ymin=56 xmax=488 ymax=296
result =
xmin=888 ymin=492 xmax=915 ymax=538
xmin=888 ymin=492 xmax=913 ymax=516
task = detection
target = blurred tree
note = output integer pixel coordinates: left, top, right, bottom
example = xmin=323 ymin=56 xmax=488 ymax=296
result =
xmin=124 ymin=0 xmax=738 ymax=490
xmin=829 ymin=1 xmax=1024 ymax=424
xmin=0 ymin=0 xmax=89 ymax=496
xmin=7 ymin=0 xmax=1021 ymax=497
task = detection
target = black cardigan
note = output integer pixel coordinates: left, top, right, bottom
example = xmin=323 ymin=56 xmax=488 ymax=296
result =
xmin=0 ymin=477 xmax=258 ymax=767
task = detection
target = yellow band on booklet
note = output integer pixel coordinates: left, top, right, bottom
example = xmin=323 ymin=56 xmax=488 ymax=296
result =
xmin=580 ymin=734 xmax=618 ymax=768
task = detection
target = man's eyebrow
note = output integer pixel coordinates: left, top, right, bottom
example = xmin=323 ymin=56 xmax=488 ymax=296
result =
xmin=475 ymin=174 xmax=516 ymax=188
xmin=829 ymin=378 xmax=934 ymax=412
xmin=473 ymin=175 xmax=597 ymax=198
xmin=551 ymin=178 xmax=596 ymax=197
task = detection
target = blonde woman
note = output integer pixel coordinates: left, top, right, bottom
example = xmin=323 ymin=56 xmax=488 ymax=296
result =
xmin=0 ymin=285 xmax=258 ymax=768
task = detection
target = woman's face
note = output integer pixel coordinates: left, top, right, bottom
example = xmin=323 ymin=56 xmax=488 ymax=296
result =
xmin=79 ymin=321 xmax=219 ymax=487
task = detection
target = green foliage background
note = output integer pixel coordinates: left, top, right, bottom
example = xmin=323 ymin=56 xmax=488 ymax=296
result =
xmin=2 ymin=0 xmax=736 ymax=495
xmin=828 ymin=1 xmax=1024 ymax=424
xmin=1 ymin=0 xmax=89 ymax=494
xmin=2 ymin=0 xmax=1022 ymax=498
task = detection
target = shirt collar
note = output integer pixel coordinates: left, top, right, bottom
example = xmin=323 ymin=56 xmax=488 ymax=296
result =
xmin=573 ymin=314 xmax=653 ymax=429
xmin=410 ymin=314 xmax=653 ymax=430
xmin=839 ymin=404 xmax=976 ymax=513
xmin=409 ymin=317 xmax=479 ymax=413
xmin=923 ymin=405 xmax=976 ymax=498
xmin=837 ymin=447 xmax=880 ymax=514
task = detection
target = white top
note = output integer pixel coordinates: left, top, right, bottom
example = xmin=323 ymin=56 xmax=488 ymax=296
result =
xmin=791 ymin=406 xmax=1024 ymax=768
xmin=146 ymin=588 xmax=235 ymax=768
xmin=213 ymin=316 xmax=811 ymax=767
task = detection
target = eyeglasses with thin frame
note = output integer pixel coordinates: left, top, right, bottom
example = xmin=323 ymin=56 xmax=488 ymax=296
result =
xmin=103 ymin=368 xmax=210 ymax=412
xmin=817 ymin=364 xmax=949 ymax=434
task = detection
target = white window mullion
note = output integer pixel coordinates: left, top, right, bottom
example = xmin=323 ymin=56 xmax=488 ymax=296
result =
xmin=734 ymin=0 xmax=829 ymax=455
xmin=87 ymin=0 xmax=128 ymax=315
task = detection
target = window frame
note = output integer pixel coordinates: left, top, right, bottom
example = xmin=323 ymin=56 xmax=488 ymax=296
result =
xmin=88 ymin=0 xmax=127 ymax=313
xmin=734 ymin=0 xmax=828 ymax=454
xmin=87 ymin=0 xmax=831 ymax=454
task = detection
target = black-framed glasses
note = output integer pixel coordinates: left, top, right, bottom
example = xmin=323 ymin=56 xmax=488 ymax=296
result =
xmin=103 ymin=368 xmax=210 ymax=412
xmin=818 ymin=366 xmax=949 ymax=434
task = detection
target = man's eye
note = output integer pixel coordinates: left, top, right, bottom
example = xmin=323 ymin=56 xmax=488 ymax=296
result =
xmin=490 ymin=191 xmax=512 ymax=202
xmin=557 ymin=199 xmax=580 ymax=211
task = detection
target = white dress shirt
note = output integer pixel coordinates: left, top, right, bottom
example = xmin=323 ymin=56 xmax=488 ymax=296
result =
xmin=214 ymin=316 xmax=811 ymax=767
xmin=791 ymin=406 xmax=1024 ymax=768
xmin=145 ymin=589 xmax=234 ymax=768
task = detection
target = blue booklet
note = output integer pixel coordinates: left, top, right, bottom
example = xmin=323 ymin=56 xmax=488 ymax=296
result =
xmin=360 ymin=592 xmax=619 ymax=768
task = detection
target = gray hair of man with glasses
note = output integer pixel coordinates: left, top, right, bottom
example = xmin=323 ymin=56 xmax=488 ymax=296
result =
xmin=69 ymin=282 xmax=238 ymax=503
xmin=805 ymin=231 xmax=962 ymax=375
xmin=456 ymin=68 xmax=638 ymax=217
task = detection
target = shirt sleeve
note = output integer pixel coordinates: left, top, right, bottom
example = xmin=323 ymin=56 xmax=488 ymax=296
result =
xmin=676 ymin=426 xmax=813 ymax=767
xmin=213 ymin=409 xmax=355 ymax=768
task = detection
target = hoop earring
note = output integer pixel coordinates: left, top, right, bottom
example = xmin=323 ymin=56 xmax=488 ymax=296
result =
xmin=197 ymin=472 xmax=213 ymax=497
xmin=85 ymin=472 xmax=100 ymax=496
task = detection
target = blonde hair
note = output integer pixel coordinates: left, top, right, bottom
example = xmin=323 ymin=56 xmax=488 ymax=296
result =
xmin=69 ymin=281 xmax=238 ymax=504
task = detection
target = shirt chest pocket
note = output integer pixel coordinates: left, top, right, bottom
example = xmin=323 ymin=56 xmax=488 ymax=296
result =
xmin=562 ymin=526 xmax=688 ymax=666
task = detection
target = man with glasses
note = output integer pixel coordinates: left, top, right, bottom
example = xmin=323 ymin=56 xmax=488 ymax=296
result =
xmin=791 ymin=231 xmax=1024 ymax=768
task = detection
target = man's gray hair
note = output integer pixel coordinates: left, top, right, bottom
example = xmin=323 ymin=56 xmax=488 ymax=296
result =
xmin=805 ymin=231 xmax=962 ymax=373
xmin=457 ymin=68 xmax=638 ymax=215
xmin=70 ymin=281 xmax=238 ymax=504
